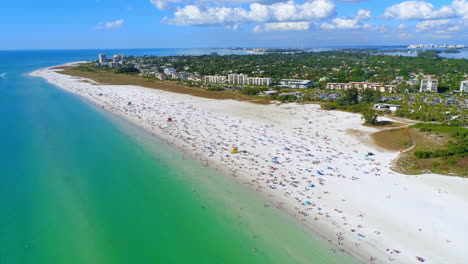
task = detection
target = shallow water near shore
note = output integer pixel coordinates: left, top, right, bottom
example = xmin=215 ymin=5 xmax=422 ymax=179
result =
xmin=0 ymin=50 xmax=360 ymax=263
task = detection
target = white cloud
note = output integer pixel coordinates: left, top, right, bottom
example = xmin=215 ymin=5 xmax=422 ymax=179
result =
xmin=150 ymin=0 xmax=182 ymax=10
xmin=397 ymin=33 xmax=415 ymax=39
xmin=320 ymin=9 xmax=371 ymax=30
xmin=225 ymin=24 xmax=239 ymax=30
xmin=357 ymin=9 xmax=371 ymax=20
xmin=150 ymin=0 xmax=314 ymax=11
xmin=383 ymin=0 xmax=468 ymax=21
xmin=94 ymin=19 xmax=125 ymax=30
xmin=398 ymin=23 xmax=407 ymax=30
xmin=165 ymin=0 xmax=336 ymax=26
xmin=433 ymin=34 xmax=453 ymax=39
xmin=253 ymin=25 xmax=263 ymax=32
xmin=416 ymin=19 xmax=453 ymax=31
xmin=264 ymin=21 xmax=310 ymax=31
xmin=447 ymin=25 xmax=462 ymax=31
xmin=415 ymin=18 xmax=465 ymax=33
xmin=105 ymin=19 xmax=125 ymax=29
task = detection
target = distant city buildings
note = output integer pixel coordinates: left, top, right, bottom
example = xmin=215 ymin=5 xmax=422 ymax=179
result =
xmin=326 ymin=82 xmax=396 ymax=93
xmin=420 ymin=76 xmax=438 ymax=93
xmin=278 ymin=79 xmax=314 ymax=89
xmin=408 ymin=44 xmax=465 ymax=49
xmin=460 ymin=80 xmax=468 ymax=92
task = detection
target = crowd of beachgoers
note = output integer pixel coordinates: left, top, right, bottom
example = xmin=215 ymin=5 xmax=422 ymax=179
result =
xmin=31 ymin=64 xmax=468 ymax=264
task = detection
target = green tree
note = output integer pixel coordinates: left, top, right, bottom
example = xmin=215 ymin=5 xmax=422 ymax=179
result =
xmin=361 ymin=109 xmax=379 ymax=125
xmin=361 ymin=88 xmax=381 ymax=103
xmin=337 ymin=88 xmax=359 ymax=106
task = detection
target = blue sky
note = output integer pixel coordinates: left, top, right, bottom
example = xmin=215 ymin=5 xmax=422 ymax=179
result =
xmin=0 ymin=0 xmax=467 ymax=49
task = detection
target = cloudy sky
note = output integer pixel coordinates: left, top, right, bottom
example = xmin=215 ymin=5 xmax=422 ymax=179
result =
xmin=1 ymin=0 xmax=467 ymax=49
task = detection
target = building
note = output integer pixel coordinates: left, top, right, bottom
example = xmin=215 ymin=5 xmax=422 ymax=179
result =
xmin=326 ymin=82 xmax=396 ymax=93
xmin=247 ymin=77 xmax=272 ymax=86
xmin=204 ymin=75 xmax=227 ymax=84
xmin=164 ymin=68 xmax=177 ymax=75
xmin=278 ymin=79 xmax=314 ymax=89
xmin=460 ymin=80 xmax=468 ymax=92
xmin=98 ymin=54 xmax=108 ymax=65
xmin=420 ymin=76 xmax=438 ymax=92
xmin=262 ymin=90 xmax=278 ymax=96
xmin=228 ymin=74 xmax=249 ymax=85
xmin=155 ymin=73 xmax=167 ymax=80
xmin=373 ymin=103 xmax=401 ymax=113
xmin=102 ymin=54 xmax=125 ymax=68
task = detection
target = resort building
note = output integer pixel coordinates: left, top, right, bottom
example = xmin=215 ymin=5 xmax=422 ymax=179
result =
xmin=247 ymin=77 xmax=272 ymax=86
xmin=108 ymin=54 xmax=125 ymax=68
xmin=228 ymin=74 xmax=249 ymax=85
xmin=98 ymin=54 xmax=108 ymax=65
xmin=326 ymin=82 xmax=396 ymax=93
xmin=278 ymin=79 xmax=314 ymax=89
xmin=420 ymin=76 xmax=438 ymax=92
xmin=204 ymin=75 xmax=227 ymax=84
xmin=460 ymin=80 xmax=468 ymax=92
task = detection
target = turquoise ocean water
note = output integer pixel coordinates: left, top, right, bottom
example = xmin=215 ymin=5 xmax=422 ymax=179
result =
xmin=0 ymin=49 xmax=360 ymax=264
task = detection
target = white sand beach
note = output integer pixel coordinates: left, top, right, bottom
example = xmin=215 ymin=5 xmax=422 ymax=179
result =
xmin=31 ymin=64 xmax=468 ymax=264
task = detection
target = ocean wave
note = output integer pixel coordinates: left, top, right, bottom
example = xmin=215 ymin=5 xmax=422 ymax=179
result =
xmin=0 ymin=73 xmax=7 ymax=78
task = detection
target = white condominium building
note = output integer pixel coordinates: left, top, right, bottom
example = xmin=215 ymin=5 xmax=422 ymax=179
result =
xmin=98 ymin=54 xmax=108 ymax=64
xmin=460 ymin=80 xmax=468 ymax=92
xmin=228 ymin=74 xmax=249 ymax=85
xmin=420 ymin=76 xmax=438 ymax=92
xmin=247 ymin=77 xmax=272 ymax=86
xmin=326 ymin=82 xmax=396 ymax=93
xmin=204 ymin=75 xmax=227 ymax=84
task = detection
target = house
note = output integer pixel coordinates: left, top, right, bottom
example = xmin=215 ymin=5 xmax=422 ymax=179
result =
xmin=155 ymin=73 xmax=167 ymax=80
xmin=262 ymin=90 xmax=278 ymax=96
xmin=164 ymin=68 xmax=177 ymax=75
xmin=373 ymin=103 xmax=401 ymax=113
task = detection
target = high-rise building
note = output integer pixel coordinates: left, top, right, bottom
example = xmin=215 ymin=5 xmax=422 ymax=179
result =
xmin=228 ymin=74 xmax=249 ymax=85
xmin=461 ymin=80 xmax=468 ymax=92
xmin=420 ymin=76 xmax=438 ymax=92
xmin=247 ymin=77 xmax=272 ymax=86
xmin=98 ymin=54 xmax=108 ymax=65
xmin=204 ymin=75 xmax=226 ymax=84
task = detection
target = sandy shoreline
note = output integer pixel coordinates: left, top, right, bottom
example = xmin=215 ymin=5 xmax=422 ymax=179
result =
xmin=31 ymin=63 xmax=468 ymax=264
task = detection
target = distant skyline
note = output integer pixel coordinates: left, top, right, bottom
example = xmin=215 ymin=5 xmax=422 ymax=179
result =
xmin=1 ymin=0 xmax=468 ymax=50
